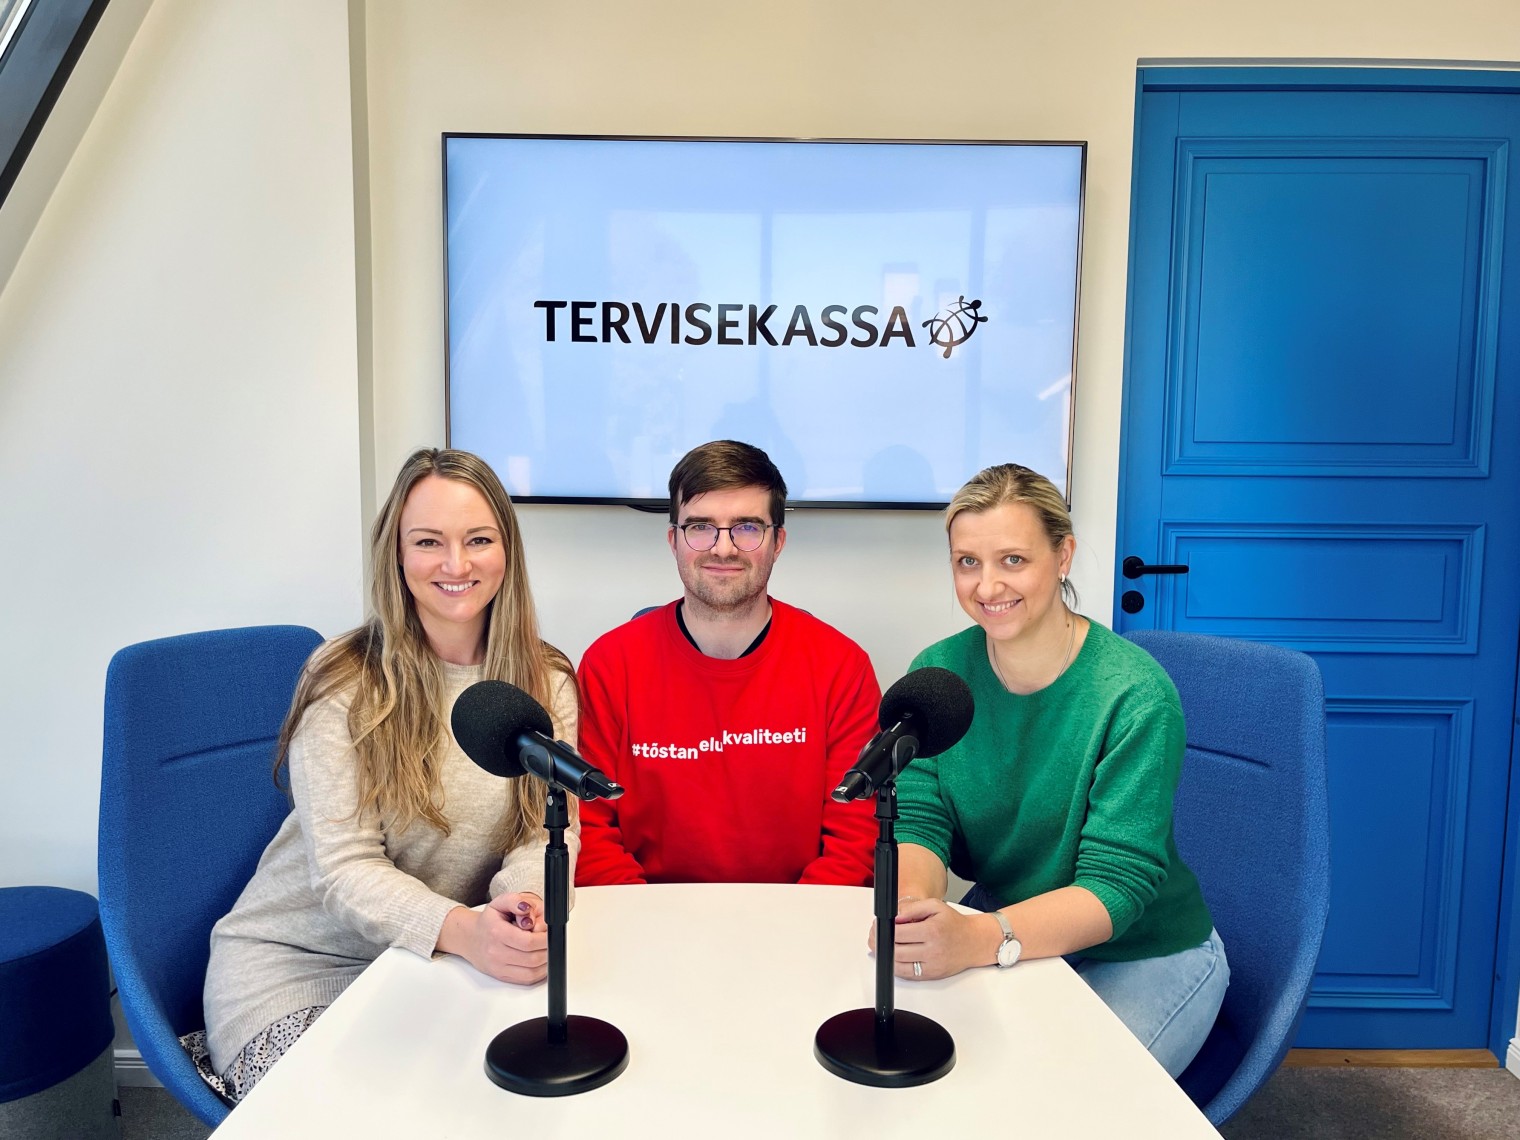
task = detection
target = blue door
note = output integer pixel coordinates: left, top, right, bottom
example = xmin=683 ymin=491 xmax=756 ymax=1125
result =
xmin=1118 ymin=69 xmax=1520 ymax=1050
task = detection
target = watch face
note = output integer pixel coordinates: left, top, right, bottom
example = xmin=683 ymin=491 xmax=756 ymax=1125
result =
xmin=998 ymin=938 xmax=1022 ymax=968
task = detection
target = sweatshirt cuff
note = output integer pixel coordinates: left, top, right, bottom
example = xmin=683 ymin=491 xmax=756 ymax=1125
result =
xmin=491 ymin=844 xmax=573 ymax=911
xmin=1074 ymin=877 xmax=1139 ymax=941
xmin=894 ymin=830 xmax=951 ymax=870
xmin=492 ymin=861 xmax=547 ymax=899
xmin=404 ymin=891 xmax=468 ymax=960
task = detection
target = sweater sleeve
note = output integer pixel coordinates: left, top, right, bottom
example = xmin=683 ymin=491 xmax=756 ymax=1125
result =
xmin=286 ymin=694 xmax=462 ymax=960
xmin=489 ymin=668 xmax=582 ymax=900
xmin=889 ymin=651 xmax=958 ymax=868
xmin=892 ymin=755 xmax=955 ymax=868
xmin=572 ymin=640 xmax=648 ymax=885
xmin=798 ymin=645 xmax=880 ymax=886
xmin=1072 ymin=683 xmax=1186 ymax=940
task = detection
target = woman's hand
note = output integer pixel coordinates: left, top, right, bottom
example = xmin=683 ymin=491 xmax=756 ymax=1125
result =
xmin=866 ymin=895 xmax=927 ymax=955
xmin=875 ymin=898 xmax=1002 ymax=981
xmin=438 ymin=894 xmax=548 ymax=984
xmin=491 ymin=891 xmax=547 ymax=932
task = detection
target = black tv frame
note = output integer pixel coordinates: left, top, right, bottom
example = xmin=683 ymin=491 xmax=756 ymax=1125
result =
xmin=442 ymin=132 xmax=1087 ymax=510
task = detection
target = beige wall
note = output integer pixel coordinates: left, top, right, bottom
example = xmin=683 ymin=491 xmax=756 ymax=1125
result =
xmin=0 ymin=0 xmax=364 ymax=891
xmin=361 ymin=0 xmax=1520 ymax=681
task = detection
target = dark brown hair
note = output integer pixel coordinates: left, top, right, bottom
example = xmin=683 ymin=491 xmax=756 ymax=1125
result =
xmin=667 ymin=439 xmax=787 ymax=527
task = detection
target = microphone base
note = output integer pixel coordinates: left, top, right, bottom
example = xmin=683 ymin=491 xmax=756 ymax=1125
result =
xmin=814 ymin=1008 xmax=955 ymax=1088
xmin=484 ymin=1015 xmax=629 ymax=1097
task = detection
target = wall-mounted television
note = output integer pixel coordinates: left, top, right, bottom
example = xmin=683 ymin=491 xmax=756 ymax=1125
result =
xmin=444 ymin=134 xmax=1085 ymax=508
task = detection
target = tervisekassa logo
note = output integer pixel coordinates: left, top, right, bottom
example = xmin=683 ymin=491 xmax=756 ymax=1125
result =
xmin=532 ymin=296 xmax=988 ymax=360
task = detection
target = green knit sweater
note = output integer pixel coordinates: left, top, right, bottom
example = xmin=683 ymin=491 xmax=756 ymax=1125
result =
xmin=896 ymin=620 xmax=1212 ymax=961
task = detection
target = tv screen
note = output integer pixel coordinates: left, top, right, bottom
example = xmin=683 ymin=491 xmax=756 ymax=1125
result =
xmin=444 ymin=134 xmax=1085 ymax=507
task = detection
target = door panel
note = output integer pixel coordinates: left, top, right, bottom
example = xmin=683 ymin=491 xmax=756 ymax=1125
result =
xmin=1157 ymin=524 xmax=1481 ymax=649
xmin=1171 ymin=141 xmax=1500 ymax=474
xmin=1317 ymin=699 xmax=1472 ymax=1009
xmin=1119 ymin=74 xmax=1520 ymax=1048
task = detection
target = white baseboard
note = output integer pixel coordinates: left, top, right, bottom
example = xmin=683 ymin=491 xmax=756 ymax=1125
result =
xmin=1507 ymin=1038 xmax=1520 ymax=1079
xmin=113 ymin=1047 xmax=163 ymax=1088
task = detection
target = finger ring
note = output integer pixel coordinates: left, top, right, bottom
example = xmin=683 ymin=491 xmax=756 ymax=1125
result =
xmin=913 ymin=961 xmax=923 ymax=978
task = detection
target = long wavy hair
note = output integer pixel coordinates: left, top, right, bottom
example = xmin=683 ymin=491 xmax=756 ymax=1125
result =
xmin=275 ymin=448 xmax=572 ymax=851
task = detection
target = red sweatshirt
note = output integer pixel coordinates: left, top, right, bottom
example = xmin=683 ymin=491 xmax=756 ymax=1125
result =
xmin=575 ymin=599 xmax=880 ymax=886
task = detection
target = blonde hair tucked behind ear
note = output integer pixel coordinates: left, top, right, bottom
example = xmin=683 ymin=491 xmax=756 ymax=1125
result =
xmin=275 ymin=449 xmax=572 ymax=852
xmin=947 ymin=463 xmax=1078 ymax=607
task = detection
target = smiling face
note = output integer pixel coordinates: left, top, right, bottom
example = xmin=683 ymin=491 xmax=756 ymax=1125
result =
xmin=950 ymin=501 xmax=1074 ymax=645
xmin=398 ymin=474 xmax=507 ymax=657
xmin=668 ymin=484 xmax=786 ymax=614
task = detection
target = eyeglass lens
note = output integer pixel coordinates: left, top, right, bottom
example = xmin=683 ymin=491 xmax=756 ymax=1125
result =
xmin=682 ymin=523 xmax=767 ymax=551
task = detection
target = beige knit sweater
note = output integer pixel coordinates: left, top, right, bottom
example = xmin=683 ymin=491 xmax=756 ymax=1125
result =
xmin=203 ymin=658 xmax=578 ymax=1070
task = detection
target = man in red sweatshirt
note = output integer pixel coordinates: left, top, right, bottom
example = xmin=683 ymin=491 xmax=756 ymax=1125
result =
xmin=574 ymin=440 xmax=880 ymax=886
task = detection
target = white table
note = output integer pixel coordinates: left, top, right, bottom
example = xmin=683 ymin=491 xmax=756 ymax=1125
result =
xmin=212 ymin=884 xmax=1222 ymax=1138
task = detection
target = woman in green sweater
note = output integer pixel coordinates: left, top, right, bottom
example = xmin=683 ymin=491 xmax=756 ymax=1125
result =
xmin=887 ymin=463 xmax=1228 ymax=1077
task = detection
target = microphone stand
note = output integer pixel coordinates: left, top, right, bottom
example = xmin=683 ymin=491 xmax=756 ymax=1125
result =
xmin=483 ymin=776 xmax=629 ymax=1096
xmin=814 ymin=737 xmax=955 ymax=1087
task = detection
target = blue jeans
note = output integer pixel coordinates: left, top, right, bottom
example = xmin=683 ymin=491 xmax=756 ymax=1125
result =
xmin=961 ymin=883 xmax=1229 ymax=1078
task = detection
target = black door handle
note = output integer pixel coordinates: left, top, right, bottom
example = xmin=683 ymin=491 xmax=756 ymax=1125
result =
xmin=1123 ymin=556 xmax=1190 ymax=580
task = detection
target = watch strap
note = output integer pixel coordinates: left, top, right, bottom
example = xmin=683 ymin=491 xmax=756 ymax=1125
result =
xmin=990 ymin=910 xmax=1018 ymax=967
xmin=991 ymin=910 xmax=1014 ymax=942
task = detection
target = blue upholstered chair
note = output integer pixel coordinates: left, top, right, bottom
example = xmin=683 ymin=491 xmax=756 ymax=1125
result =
xmin=98 ymin=625 xmax=322 ymax=1127
xmin=1123 ymin=629 xmax=1331 ymax=1126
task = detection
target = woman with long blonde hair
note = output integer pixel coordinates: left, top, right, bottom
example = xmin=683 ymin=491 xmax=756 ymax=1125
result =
xmin=191 ymin=449 xmax=576 ymax=1103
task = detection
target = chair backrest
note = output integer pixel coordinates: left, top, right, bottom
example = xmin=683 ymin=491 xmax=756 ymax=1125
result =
xmin=1123 ymin=629 xmax=1330 ymax=1125
xmin=98 ymin=624 xmax=322 ymax=1125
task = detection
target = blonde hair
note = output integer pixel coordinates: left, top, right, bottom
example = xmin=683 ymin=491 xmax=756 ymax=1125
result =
xmin=946 ymin=463 xmax=1078 ymax=607
xmin=275 ymin=449 xmax=572 ymax=851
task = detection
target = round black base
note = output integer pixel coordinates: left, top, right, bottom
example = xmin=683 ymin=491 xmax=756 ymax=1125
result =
xmin=484 ymin=1015 xmax=629 ymax=1097
xmin=814 ymin=1008 xmax=955 ymax=1088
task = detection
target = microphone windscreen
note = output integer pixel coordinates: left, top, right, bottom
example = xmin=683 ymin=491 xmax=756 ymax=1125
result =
xmin=450 ymin=680 xmax=554 ymax=778
xmin=879 ymin=667 xmax=974 ymax=757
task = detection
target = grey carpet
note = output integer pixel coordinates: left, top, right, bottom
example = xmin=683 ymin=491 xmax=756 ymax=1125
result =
xmin=117 ymin=1087 xmax=210 ymax=1140
xmin=0 ymin=1051 xmax=118 ymax=1140
xmin=118 ymin=1067 xmax=1520 ymax=1138
xmin=1221 ymin=1067 xmax=1520 ymax=1140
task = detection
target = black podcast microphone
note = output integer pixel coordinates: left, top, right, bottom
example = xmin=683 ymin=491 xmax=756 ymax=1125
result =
xmin=452 ymin=679 xmax=631 ymax=1095
xmin=452 ymin=680 xmax=625 ymax=802
xmin=815 ymin=665 xmax=974 ymax=1087
xmin=832 ymin=667 xmax=974 ymax=802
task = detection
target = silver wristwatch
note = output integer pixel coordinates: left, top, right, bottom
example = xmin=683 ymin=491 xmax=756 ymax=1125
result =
xmin=991 ymin=910 xmax=1022 ymax=968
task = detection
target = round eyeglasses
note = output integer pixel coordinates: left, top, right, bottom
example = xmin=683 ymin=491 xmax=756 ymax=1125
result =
xmin=674 ymin=522 xmax=776 ymax=552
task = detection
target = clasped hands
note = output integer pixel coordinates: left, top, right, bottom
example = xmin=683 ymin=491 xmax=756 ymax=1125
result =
xmin=441 ymin=891 xmax=549 ymax=985
xmin=867 ymin=896 xmax=998 ymax=981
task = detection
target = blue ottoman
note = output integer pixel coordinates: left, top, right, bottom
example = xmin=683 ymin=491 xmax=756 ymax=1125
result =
xmin=0 ymin=887 xmax=117 ymax=1140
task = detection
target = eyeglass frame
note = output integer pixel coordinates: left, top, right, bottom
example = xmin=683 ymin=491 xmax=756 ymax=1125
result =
xmin=671 ymin=521 xmax=782 ymax=552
